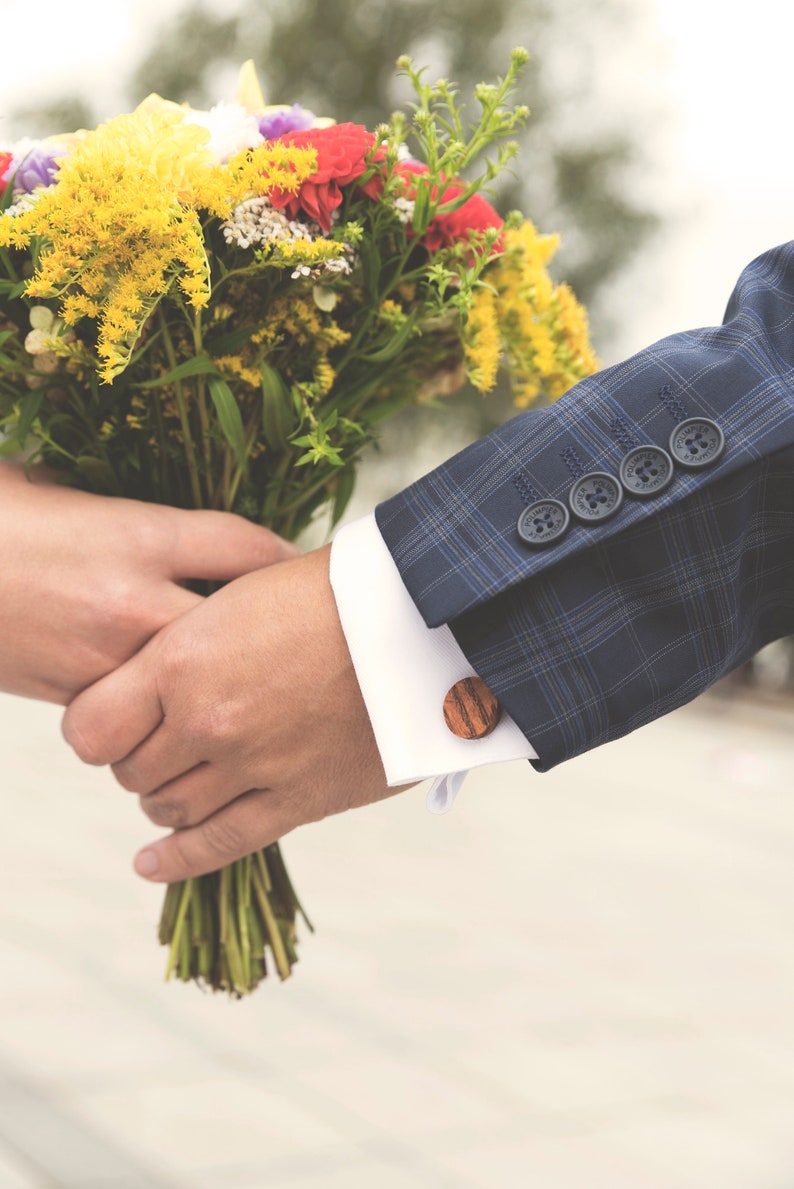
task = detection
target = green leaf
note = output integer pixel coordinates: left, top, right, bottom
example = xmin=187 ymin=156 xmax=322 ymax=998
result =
xmin=358 ymin=313 xmax=418 ymax=363
xmin=208 ymin=376 xmax=247 ymax=468
xmin=411 ymin=177 xmax=430 ymax=234
xmin=366 ymin=394 xmax=415 ymax=424
xmin=136 ymin=353 xmax=219 ymax=389
xmin=75 ymin=455 xmax=123 ymax=495
xmin=16 ymin=387 xmax=45 ymax=443
xmin=0 ymin=435 xmax=23 ymax=458
xmin=361 ymin=240 xmax=382 ymax=297
xmin=209 ymin=325 xmax=259 ymax=355
xmin=260 ymin=362 xmax=293 ymax=450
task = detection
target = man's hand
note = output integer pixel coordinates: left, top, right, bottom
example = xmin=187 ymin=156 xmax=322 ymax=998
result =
xmin=0 ymin=462 xmax=297 ymax=702
xmin=62 ymin=546 xmax=401 ymax=881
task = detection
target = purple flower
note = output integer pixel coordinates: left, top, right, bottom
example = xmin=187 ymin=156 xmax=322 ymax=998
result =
xmin=8 ymin=144 xmax=64 ymax=195
xmin=258 ymin=104 xmax=316 ymax=140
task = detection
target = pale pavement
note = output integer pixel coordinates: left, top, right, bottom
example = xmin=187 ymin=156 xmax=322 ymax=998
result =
xmin=1 ymin=688 xmax=794 ymax=1189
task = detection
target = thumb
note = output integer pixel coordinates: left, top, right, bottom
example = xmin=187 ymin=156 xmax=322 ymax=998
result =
xmin=166 ymin=508 xmax=300 ymax=583
xmin=62 ymin=643 xmax=164 ymax=767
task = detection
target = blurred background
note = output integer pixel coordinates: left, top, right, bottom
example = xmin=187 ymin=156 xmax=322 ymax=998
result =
xmin=1 ymin=2 xmax=793 ymax=1186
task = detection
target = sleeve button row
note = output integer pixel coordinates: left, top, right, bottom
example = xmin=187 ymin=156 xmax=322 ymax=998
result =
xmin=516 ymin=417 xmax=724 ymax=548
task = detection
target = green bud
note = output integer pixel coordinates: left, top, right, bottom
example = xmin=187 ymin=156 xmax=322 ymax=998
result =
xmin=396 ymin=54 xmax=412 ymax=71
xmin=511 ymin=46 xmax=530 ymax=67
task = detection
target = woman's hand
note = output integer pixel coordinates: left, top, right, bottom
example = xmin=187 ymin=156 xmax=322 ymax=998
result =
xmin=0 ymin=462 xmax=297 ymax=703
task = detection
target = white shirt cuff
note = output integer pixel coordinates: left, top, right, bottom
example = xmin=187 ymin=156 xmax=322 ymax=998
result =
xmin=329 ymin=513 xmax=537 ymax=804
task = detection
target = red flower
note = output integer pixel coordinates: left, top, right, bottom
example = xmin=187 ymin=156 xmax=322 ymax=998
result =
xmin=269 ymin=122 xmax=382 ymax=231
xmin=0 ymin=152 xmax=13 ymax=189
xmin=395 ymin=161 xmax=503 ymax=252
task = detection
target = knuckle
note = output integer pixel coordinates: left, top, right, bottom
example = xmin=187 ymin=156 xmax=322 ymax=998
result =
xmin=140 ymin=795 xmax=189 ymax=829
xmin=201 ymin=813 xmax=245 ymax=861
xmin=111 ymin=760 xmax=145 ymax=794
xmin=193 ymin=700 xmax=239 ymax=749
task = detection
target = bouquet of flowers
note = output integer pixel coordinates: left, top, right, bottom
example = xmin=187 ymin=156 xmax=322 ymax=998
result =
xmin=0 ymin=51 xmax=596 ymax=996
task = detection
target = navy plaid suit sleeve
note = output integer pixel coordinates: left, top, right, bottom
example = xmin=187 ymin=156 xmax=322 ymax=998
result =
xmin=375 ymin=243 xmax=794 ymax=771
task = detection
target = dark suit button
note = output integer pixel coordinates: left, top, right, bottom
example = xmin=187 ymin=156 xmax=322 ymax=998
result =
xmin=668 ymin=418 xmax=725 ymax=469
xmin=568 ymin=472 xmax=623 ymax=523
xmin=517 ymin=499 xmax=570 ymax=547
xmin=619 ymin=445 xmax=674 ymax=498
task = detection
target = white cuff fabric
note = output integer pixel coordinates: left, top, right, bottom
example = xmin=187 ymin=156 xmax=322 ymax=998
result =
xmin=329 ymin=513 xmax=537 ymax=811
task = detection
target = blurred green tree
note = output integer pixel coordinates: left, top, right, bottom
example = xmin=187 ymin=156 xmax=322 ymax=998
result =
xmin=9 ymin=96 xmax=94 ymax=140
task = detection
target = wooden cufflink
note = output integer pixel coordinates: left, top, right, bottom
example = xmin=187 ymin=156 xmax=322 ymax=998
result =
xmin=443 ymin=676 xmax=502 ymax=740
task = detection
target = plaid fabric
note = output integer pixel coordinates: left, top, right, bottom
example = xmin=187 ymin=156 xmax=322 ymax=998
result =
xmin=376 ymin=244 xmax=794 ymax=770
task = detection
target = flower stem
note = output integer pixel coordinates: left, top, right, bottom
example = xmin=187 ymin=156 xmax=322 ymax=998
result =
xmin=158 ymin=308 xmax=203 ymax=508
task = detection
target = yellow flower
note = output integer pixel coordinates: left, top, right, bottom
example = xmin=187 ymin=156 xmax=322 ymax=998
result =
xmin=236 ymin=60 xmax=268 ymax=114
xmin=480 ymin=220 xmax=598 ymax=407
xmin=464 ymin=287 xmax=501 ymax=392
xmin=0 ymin=104 xmax=317 ymax=384
xmin=215 ymin=354 xmax=262 ymax=389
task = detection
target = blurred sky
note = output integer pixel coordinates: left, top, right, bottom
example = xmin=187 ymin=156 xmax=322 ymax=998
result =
xmin=0 ymin=0 xmax=793 ymax=363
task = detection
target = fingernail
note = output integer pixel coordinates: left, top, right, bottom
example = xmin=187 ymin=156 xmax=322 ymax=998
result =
xmin=134 ymin=848 xmax=160 ymax=878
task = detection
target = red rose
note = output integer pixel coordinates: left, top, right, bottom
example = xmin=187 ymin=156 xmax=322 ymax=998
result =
xmin=395 ymin=161 xmax=503 ymax=252
xmin=269 ymin=123 xmax=382 ymax=231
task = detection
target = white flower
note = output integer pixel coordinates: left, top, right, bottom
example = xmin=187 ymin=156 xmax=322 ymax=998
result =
xmin=312 ymin=285 xmax=338 ymax=312
xmin=24 ymin=305 xmax=73 ymax=374
xmin=185 ymin=102 xmax=263 ymax=163
xmin=392 ymin=196 xmax=416 ymax=225
xmin=222 ymin=196 xmax=319 ymax=250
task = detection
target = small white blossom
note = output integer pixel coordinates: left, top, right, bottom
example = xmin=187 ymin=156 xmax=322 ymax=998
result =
xmin=222 ymin=197 xmax=356 ymax=281
xmin=186 ymin=102 xmax=263 ymax=163
xmin=322 ymin=255 xmax=355 ymax=276
xmin=29 ymin=306 xmax=54 ymax=332
xmin=5 ymin=192 xmax=40 ymax=218
xmin=392 ymin=196 xmax=415 ymax=225
xmin=24 ymin=305 xmax=73 ymax=375
xmin=312 ymin=285 xmax=338 ymax=312
xmin=222 ymin=196 xmax=318 ymax=250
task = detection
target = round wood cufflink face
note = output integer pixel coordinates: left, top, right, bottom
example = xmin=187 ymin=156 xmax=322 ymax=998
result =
xmin=443 ymin=676 xmax=502 ymax=740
